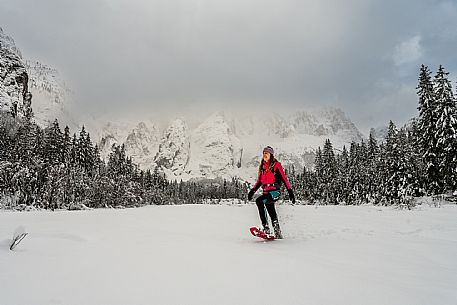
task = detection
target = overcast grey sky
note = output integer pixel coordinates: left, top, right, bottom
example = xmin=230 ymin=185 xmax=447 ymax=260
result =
xmin=1 ymin=0 xmax=457 ymax=133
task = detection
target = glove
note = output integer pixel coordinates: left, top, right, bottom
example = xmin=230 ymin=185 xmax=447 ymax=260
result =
xmin=248 ymin=189 xmax=255 ymax=201
xmin=288 ymin=189 xmax=296 ymax=204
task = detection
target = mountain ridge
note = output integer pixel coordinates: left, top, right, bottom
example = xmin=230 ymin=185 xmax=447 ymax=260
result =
xmin=97 ymin=107 xmax=364 ymax=182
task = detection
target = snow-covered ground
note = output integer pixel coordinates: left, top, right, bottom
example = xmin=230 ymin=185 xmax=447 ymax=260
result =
xmin=1 ymin=203 xmax=457 ymax=305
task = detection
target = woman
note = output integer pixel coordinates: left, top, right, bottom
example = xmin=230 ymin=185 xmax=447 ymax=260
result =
xmin=248 ymin=146 xmax=295 ymax=239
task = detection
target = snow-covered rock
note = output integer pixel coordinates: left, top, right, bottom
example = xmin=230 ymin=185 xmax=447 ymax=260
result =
xmin=124 ymin=122 xmax=160 ymax=169
xmin=1 ymin=27 xmax=77 ymax=130
xmin=154 ymin=118 xmax=190 ymax=176
xmin=186 ymin=112 xmax=242 ymax=179
xmin=0 ymin=27 xmax=28 ymax=116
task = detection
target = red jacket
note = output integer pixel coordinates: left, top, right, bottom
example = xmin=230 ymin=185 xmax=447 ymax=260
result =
xmin=252 ymin=160 xmax=292 ymax=193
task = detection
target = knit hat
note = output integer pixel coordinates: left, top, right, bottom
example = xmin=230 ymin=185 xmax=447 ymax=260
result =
xmin=263 ymin=146 xmax=274 ymax=155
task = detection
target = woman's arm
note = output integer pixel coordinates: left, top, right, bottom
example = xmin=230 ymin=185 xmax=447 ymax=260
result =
xmin=275 ymin=162 xmax=292 ymax=190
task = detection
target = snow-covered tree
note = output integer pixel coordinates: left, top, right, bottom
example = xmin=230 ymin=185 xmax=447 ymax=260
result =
xmin=320 ymin=139 xmax=338 ymax=203
xmin=433 ymin=65 xmax=457 ymax=192
xmin=43 ymin=119 xmax=63 ymax=166
xmin=416 ymin=64 xmax=441 ymax=193
xmin=62 ymin=126 xmax=72 ymax=165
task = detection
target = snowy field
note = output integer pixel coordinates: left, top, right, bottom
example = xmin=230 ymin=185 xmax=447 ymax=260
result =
xmin=1 ymin=203 xmax=457 ymax=305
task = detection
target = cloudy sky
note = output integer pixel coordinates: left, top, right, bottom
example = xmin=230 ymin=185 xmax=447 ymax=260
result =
xmin=1 ymin=0 xmax=457 ymax=133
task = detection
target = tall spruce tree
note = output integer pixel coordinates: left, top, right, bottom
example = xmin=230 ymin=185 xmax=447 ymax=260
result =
xmin=367 ymin=132 xmax=380 ymax=202
xmin=62 ymin=126 xmax=72 ymax=165
xmin=77 ymin=126 xmax=91 ymax=171
xmin=321 ymin=139 xmax=338 ymax=203
xmin=383 ymin=121 xmax=403 ymax=203
xmin=406 ymin=119 xmax=426 ymax=196
xmin=348 ymin=142 xmax=362 ymax=204
xmin=43 ymin=119 xmax=64 ymax=165
xmin=433 ymin=65 xmax=457 ymax=192
xmin=314 ymin=147 xmax=323 ymax=201
xmin=417 ymin=64 xmax=440 ymax=194
xmin=70 ymin=133 xmax=78 ymax=165
xmin=336 ymin=145 xmax=350 ymax=204
xmin=396 ymin=127 xmax=415 ymax=202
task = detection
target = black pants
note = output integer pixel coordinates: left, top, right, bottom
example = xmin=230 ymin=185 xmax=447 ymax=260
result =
xmin=255 ymin=191 xmax=280 ymax=226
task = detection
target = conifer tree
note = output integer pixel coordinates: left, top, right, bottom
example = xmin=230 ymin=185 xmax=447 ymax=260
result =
xmin=416 ymin=64 xmax=440 ymax=194
xmin=383 ymin=121 xmax=402 ymax=203
xmin=406 ymin=119 xmax=426 ymax=196
xmin=314 ymin=147 xmax=323 ymax=201
xmin=348 ymin=142 xmax=362 ymax=204
xmin=43 ymin=119 xmax=64 ymax=165
xmin=77 ymin=126 xmax=93 ymax=171
xmin=321 ymin=139 xmax=337 ymax=203
xmin=70 ymin=133 xmax=78 ymax=165
xmin=433 ymin=65 xmax=457 ymax=191
xmin=62 ymin=126 xmax=72 ymax=165
xmin=336 ymin=145 xmax=350 ymax=204
xmin=367 ymin=132 xmax=380 ymax=202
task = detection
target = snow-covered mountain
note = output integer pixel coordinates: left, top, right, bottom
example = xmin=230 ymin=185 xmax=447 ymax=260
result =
xmin=96 ymin=108 xmax=364 ymax=182
xmin=185 ymin=112 xmax=243 ymax=179
xmin=124 ymin=122 xmax=160 ymax=168
xmin=0 ymin=27 xmax=77 ymax=129
xmin=0 ymin=27 xmax=28 ymax=117
xmin=154 ymin=118 xmax=190 ymax=175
